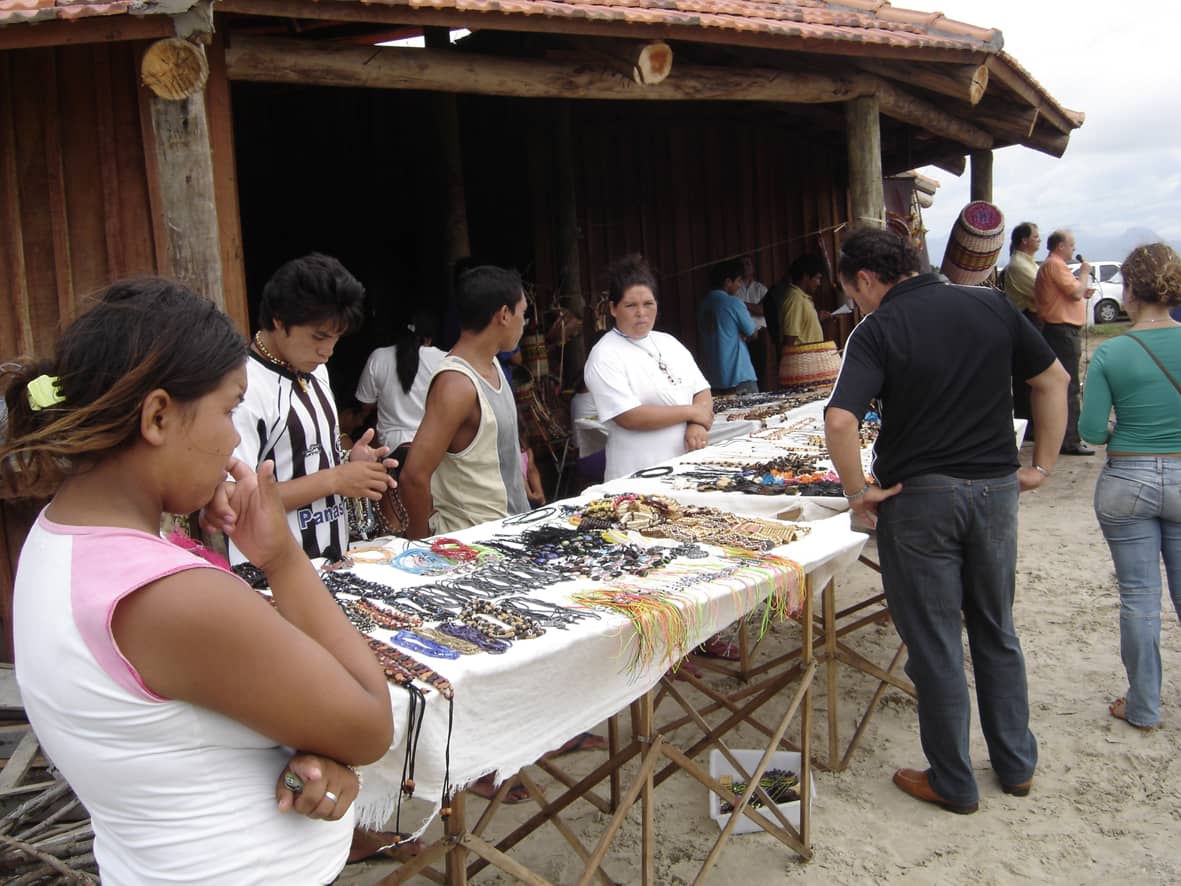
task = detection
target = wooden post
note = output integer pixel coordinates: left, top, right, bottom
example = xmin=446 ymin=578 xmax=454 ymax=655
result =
xmin=845 ymin=95 xmax=884 ymax=229
xmin=142 ymin=39 xmax=224 ymax=307
xmin=970 ymin=150 xmax=993 ymax=203
xmin=554 ymin=102 xmax=586 ymax=384
xmin=425 ymin=28 xmax=471 ymax=311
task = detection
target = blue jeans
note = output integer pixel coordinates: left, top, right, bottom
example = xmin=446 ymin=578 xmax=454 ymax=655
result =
xmin=877 ymin=472 xmax=1037 ymax=805
xmin=1095 ymin=457 xmax=1181 ymax=727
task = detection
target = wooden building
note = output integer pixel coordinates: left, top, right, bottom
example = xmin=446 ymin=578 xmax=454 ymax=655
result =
xmin=0 ymin=0 xmax=1083 ymax=659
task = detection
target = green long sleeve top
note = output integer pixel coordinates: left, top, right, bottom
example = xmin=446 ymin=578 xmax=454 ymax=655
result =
xmin=1079 ymin=328 xmax=1181 ymax=451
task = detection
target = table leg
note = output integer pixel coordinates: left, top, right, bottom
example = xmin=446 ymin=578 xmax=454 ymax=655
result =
xmin=444 ymin=791 xmax=466 ymax=886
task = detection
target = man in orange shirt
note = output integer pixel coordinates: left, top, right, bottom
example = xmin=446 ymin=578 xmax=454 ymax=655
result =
xmin=1034 ymin=230 xmax=1094 ymax=455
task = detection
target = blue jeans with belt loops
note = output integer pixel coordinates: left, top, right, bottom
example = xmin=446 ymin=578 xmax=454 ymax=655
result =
xmin=1095 ymin=457 xmax=1181 ymax=728
xmin=877 ymin=472 xmax=1036 ymax=806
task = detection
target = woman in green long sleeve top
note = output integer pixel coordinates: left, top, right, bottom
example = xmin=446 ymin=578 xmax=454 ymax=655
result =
xmin=1080 ymin=243 xmax=1181 ymax=731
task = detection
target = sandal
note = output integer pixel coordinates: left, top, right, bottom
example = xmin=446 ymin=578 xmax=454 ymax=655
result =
xmin=1109 ymin=697 xmax=1156 ymax=732
xmin=695 ymin=634 xmax=741 ymax=661
xmin=551 ymin=731 xmax=608 ymax=756
xmin=467 ymin=773 xmax=531 ymax=805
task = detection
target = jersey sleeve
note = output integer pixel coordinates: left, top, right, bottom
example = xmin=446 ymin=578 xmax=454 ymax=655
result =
xmin=826 ymin=319 xmax=883 ymax=419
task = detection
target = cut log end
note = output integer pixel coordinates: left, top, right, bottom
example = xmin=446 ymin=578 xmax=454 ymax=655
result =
xmin=141 ymin=38 xmax=209 ymax=101
xmin=633 ymin=41 xmax=672 ymax=86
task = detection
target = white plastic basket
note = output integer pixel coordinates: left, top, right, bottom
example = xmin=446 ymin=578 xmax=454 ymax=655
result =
xmin=707 ymin=749 xmax=815 ymax=835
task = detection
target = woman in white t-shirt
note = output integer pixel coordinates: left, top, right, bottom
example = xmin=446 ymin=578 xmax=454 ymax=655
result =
xmin=584 ymin=255 xmax=713 ymax=481
xmin=1 ymin=279 xmax=393 ymax=884
xmin=356 ymin=311 xmax=447 ymax=450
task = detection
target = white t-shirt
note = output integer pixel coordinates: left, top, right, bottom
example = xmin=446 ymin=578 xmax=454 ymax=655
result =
xmin=355 ymin=344 xmax=447 ymax=448
xmin=14 ymin=514 xmax=352 ymax=884
xmin=736 ymin=280 xmax=769 ymax=332
xmin=583 ymin=330 xmax=710 ymax=480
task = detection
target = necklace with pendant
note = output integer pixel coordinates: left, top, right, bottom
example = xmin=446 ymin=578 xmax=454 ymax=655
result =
xmin=613 ymin=328 xmax=681 ymax=385
xmin=254 ymin=331 xmax=310 ymax=393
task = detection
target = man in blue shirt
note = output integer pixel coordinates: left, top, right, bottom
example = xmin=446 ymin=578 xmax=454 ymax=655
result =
xmin=697 ymin=259 xmax=758 ymax=393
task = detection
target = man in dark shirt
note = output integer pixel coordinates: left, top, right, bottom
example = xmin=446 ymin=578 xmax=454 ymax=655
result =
xmin=824 ymin=229 xmax=1069 ymax=815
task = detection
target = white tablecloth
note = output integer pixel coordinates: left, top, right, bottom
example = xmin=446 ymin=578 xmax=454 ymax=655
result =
xmin=351 ymin=502 xmax=866 ymax=831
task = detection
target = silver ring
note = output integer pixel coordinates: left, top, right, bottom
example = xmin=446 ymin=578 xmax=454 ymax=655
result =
xmin=283 ymin=771 xmax=304 ymax=793
xmin=323 ymin=790 xmax=338 ymax=804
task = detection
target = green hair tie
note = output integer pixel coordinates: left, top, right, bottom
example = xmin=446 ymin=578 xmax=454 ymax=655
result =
xmin=27 ymin=375 xmax=65 ymax=412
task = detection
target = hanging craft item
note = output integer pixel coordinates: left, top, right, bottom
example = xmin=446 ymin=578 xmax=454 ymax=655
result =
xmin=568 ymin=588 xmax=690 ymax=672
xmin=520 ymin=333 xmax=549 ymax=379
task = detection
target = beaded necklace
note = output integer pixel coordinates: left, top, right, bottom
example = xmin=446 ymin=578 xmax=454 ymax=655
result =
xmin=392 ymin=629 xmax=461 ymax=660
xmin=611 ymin=328 xmax=681 ymax=385
xmin=253 ymin=331 xmax=311 ymax=393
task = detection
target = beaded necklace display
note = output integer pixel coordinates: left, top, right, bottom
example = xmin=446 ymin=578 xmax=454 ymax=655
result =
xmin=253 ymin=331 xmax=312 ymax=393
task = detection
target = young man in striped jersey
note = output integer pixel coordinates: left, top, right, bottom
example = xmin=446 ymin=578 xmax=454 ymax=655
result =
xmin=227 ymin=253 xmax=396 ymax=565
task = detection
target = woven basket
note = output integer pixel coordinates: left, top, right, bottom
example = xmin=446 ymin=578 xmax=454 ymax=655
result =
xmin=778 ymin=341 xmax=841 ymax=391
xmin=941 ymin=201 xmax=1005 ymax=285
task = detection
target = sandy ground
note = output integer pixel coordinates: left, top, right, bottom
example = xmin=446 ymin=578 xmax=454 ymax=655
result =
xmin=344 ymin=334 xmax=1181 ymax=885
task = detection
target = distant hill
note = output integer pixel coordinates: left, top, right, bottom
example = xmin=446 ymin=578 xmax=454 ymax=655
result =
xmin=1069 ymin=226 xmax=1181 ymax=262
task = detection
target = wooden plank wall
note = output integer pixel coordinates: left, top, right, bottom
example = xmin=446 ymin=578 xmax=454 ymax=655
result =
xmin=528 ymin=102 xmax=850 ymax=352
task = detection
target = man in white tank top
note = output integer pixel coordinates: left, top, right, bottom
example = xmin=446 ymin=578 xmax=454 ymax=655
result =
xmin=401 ymin=265 xmax=531 ymax=539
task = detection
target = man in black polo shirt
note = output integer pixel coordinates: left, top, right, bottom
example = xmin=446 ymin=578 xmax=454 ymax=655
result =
xmin=824 ymin=229 xmax=1069 ymax=815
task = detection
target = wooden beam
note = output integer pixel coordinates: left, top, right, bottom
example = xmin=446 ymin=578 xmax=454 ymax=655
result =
xmin=985 ymin=55 xmax=1082 ymax=134
xmin=215 ymin=0 xmax=992 ymax=65
xmin=144 ymin=52 xmax=225 ymax=307
xmin=872 ymin=78 xmax=992 ymax=150
xmin=204 ymin=29 xmax=249 ymax=333
xmin=0 ymin=57 xmax=33 ymax=356
xmin=1020 ymin=127 xmax=1070 ymax=159
xmin=226 ymin=36 xmax=868 ymax=103
xmin=859 ymin=59 xmax=988 ymax=105
xmin=845 ymin=95 xmax=884 ymax=230
xmin=931 ymin=154 xmax=966 ymax=177
xmin=969 ymin=150 xmax=992 ymax=203
xmin=0 ymin=15 xmax=173 ymax=51
xmin=565 ymin=38 xmax=673 ymax=85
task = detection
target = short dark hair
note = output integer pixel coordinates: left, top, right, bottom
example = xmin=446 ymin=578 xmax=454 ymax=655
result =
xmin=837 ymin=229 xmax=921 ymax=285
xmin=1046 ymin=231 xmax=1069 ymax=253
xmin=1010 ymin=222 xmax=1036 ymax=252
xmin=709 ymin=259 xmax=743 ymax=290
xmin=606 ymin=254 xmax=658 ymax=305
xmin=457 ymin=266 xmax=524 ymax=331
xmin=258 ymin=253 xmax=365 ymax=334
xmin=789 ymin=254 xmax=827 ymax=284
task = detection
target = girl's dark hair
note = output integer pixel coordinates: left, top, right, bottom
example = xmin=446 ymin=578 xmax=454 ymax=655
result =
xmin=837 ymin=228 xmax=922 ymax=284
xmin=394 ymin=310 xmax=439 ymax=394
xmin=1 ymin=278 xmax=247 ymax=499
xmin=1121 ymin=243 xmax=1181 ymax=308
xmin=607 ymin=254 xmax=657 ymax=305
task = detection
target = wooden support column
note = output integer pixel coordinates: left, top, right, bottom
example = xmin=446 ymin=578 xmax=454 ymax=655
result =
xmin=970 ymin=150 xmax=993 ymax=203
xmin=554 ymin=102 xmax=586 ymax=381
xmin=845 ymin=95 xmax=884 ymax=230
xmin=142 ymin=39 xmax=224 ymax=307
xmin=425 ymin=27 xmax=471 ymax=297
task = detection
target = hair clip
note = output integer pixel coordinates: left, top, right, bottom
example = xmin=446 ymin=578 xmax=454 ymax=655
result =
xmin=27 ymin=375 xmax=65 ymax=411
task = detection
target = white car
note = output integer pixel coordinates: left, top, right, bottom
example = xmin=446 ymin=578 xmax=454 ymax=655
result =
xmin=1069 ymin=260 xmax=1128 ymax=326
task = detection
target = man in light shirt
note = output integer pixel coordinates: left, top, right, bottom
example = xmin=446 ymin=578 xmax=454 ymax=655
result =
xmin=1004 ymin=222 xmax=1041 ymax=428
xmin=1034 ymin=229 xmax=1094 ymax=455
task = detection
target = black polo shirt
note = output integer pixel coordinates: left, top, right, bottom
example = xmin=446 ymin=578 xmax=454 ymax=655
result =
xmin=827 ymin=273 xmax=1056 ymax=487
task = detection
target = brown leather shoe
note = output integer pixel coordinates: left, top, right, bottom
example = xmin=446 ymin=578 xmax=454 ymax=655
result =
xmin=892 ymin=768 xmax=978 ymax=814
xmin=1002 ymin=779 xmax=1033 ymax=797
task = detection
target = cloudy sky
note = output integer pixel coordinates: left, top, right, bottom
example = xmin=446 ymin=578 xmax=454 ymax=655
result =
xmin=912 ymin=0 xmax=1181 ymax=267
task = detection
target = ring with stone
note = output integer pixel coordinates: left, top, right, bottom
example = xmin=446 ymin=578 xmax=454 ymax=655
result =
xmin=323 ymin=790 xmax=338 ymax=804
xmin=283 ymin=771 xmax=305 ymax=793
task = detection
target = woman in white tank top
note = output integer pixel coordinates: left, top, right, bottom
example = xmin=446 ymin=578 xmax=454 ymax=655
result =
xmin=1 ymin=279 xmax=393 ymax=884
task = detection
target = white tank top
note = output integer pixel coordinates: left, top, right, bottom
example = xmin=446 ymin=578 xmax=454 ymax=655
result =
xmin=13 ymin=512 xmax=353 ymax=885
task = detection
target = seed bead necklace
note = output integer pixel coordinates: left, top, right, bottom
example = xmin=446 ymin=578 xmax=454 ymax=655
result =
xmin=253 ymin=331 xmax=311 ymax=393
